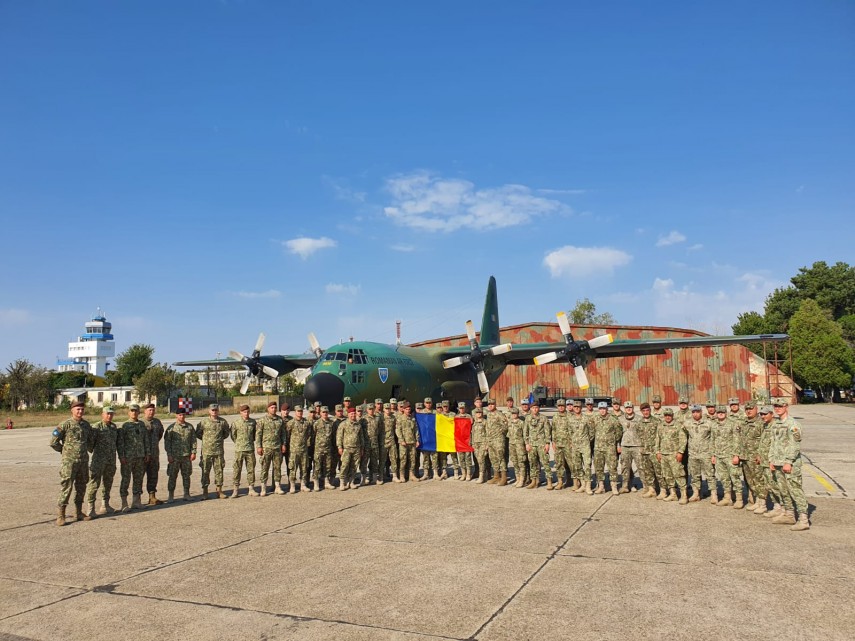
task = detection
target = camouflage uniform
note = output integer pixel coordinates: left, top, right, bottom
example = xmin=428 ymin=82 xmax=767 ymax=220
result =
xmin=592 ymin=412 xmax=622 ymax=491
xmin=637 ymin=413 xmax=662 ymax=494
xmin=164 ymin=419 xmax=197 ymax=496
xmin=455 ymin=409 xmax=473 ymax=479
xmin=551 ymin=408 xmax=573 ymax=487
xmin=471 ymin=411 xmax=489 ymax=482
xmin=313 ymin=414 xmax=335 ymax=487
xmin=711 ymin=412 xmax=742 ymax=503
xmin=739 ymin=410 xmax=765 ymax=505
xmin=417 ymin=405 xmax=438 ymax=478
xmin=51 ymin=416 xmax=93 ymax=510
xmin=256 ymin=413 xmax=286 ymax=490
xmin=656 ymin=414 xmax=688 ymax=498
xmin=336 ymin=415 xmax=365 ymax=488
xmin=757 ymin=415 xmax=780 ymax=509
xmin=686 ymin=412 xmax=715 ymax=500
xmin=361 ymin=410 xmax=382 ymax=482
xmin=379 ymin=408 xmax=399 ymax=481
xmin=524 ymin=412 xmax=552 ymax=486
xmin=568 ymin=411 xmax=593 ymax=488
xmin=330 ymin=409 xmax=344 ymax=481
xmin=142 ymin=415 xmax=164 ymax=496
xmin=196 ymin=415 xmax=230 ymax=493
xmin=85 ymin=418 xmax=118 ymax=508
xmin=396 ymin=412 xmax=419 ymax=481
xmin=506 ymin=412 xmax=527 ymax=485
xmin=287 ymin=413 xmax=313 ymax=489
xmin=770 ymin=414 xmax=808 ymax=519
xmin=230 ymin=415 xmax=257 ymax=488
xmin=118 ymin=419 xmax=150 ymax=501
xmin=618 ymin=411 xmax=642 ymax=492
xmin=486 ymin=408 xmax=508 ymax=483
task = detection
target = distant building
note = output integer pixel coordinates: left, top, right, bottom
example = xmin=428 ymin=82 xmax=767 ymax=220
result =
xmin=56 ymin=310 xmax=115 ymax=377
xmin=56 ymin=386 xmax=152 ymax=408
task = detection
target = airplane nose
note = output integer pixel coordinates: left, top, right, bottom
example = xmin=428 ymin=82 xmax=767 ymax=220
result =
xmin=303 ymin=372 xmax=345 ymax=408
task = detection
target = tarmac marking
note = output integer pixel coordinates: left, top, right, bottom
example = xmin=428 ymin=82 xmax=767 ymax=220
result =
xmin=801 ymin=455 xmax=845 ymax=493
xmin=805 ymin=465 xmax=836 ymax=493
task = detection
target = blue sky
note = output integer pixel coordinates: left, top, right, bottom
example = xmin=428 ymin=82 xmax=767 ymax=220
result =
xmin=1 ymin=1 xmax=852 ymax=369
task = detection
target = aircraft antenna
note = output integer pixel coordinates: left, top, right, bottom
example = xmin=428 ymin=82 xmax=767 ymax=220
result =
xmin=396 ymin=320 xmax=402 ymax=346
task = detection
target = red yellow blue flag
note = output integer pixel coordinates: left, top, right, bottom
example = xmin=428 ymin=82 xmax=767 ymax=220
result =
xmin=415 ymin=413 xmax=474 ymax=453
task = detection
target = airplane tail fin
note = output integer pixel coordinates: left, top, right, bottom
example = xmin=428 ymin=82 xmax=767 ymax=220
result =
xmin=479 ymin=276 xmax=500 ymax=346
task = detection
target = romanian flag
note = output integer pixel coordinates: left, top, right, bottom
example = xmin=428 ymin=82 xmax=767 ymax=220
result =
xmin=416 ymin=414 xmax=474 ymax=453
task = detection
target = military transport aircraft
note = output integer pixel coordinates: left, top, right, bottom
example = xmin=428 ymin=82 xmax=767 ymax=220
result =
xmin=174 ymin=276 xmax=788 ymax=408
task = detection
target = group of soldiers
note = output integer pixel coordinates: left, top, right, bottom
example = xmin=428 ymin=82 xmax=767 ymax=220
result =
xmin=50 ymin=391 xmax=810 ymax=532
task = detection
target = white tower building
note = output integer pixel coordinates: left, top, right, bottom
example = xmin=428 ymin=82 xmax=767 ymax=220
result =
xmin=56 ymin=310 xmax=116 ymax=377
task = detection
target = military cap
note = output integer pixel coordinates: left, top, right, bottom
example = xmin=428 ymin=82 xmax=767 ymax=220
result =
xmin=759 ymin=405 xmax=773 ymax=414
xmin=175 ymin=407 xmax=186 ymax=415
xmin=530 ymin=400 xmax=540 ymax=407
xmin=584 ymin=397 xmax=594 ymax=405
xmin=663 ymin=408 xmax=674 ymax=416
xmin=71 ymin=400 xmax=85 ymax=409
xmin=728 ymin=397 xmax=740 ymax=405
xmin=209 ymin=404 xmax=219 ymax=410
xmin=424 ymin=397 xmax=432 ymax=403
xmin=556 ymin=399 xmax=566 ymax=406
xmin=344 ymin=396 xmax=352 ymax=402
xmin=678 ymin=396 xmax=689 ymax=404
xmin=129 ymin=403 xmax=140 ymax=411
xmin=597 ymin=401 xmax=608 ymax=409
xmin=486 ymin=397 xmax=495 ymax=404
xmin=520 ymin=398 xmax=530 ymax=405
xmin=321 ymin=406 xmax=329 ymax=412
xmin=705 ymin=400 xmax=716 ymax=408
xmin=103 ymin=405 xmax=115 ymax=413
xmin=611 ymin=398 xmax=621 ymax=405
xmin=267 ymin=400 xmax=277 ymax=408
xmin=745 ymin=400 xmax=757 ymax=409
xmin=313 ymin=401 xmax=321 ymax=407
xmin=441 ymin=400 xmax=450 ymax=407
xmin=389 ymin=398 xmax=398 ymax=404
xmin=510 ymin=408 xmax=520 ymax=415
xmin=457 ymin=402 xmax=466 ymax=408
xmin=652 ymin=395 xmax=662 ymax=403
xmin=572 ymin=400 xmax=583 ymax=407
xmin=416 ymin=402 xmax=424 ymax=409
xmin=356 ymin=405 xmax=365 ymax=412
xmin=773 ymin=399 xmax=789 ymax=406
xmin=143 ymin=403 xmax=155 ymax=410
xmin=474 ymin=408 xmax=484 ymax=414
xmin=335 ymin=404 xmax=343 ymax=411
xmin=623 ymin=401 xmax=634 ymax=408
xmin=239 ymin=403 xmax=250 ymax=411
xmin=690 ymin=404 xmax=703 ymax=412
xmin=715 ymin=405 xmax=727 ymax=413
xmin=294 ymin=405 xmax=303 ymax=411
xmin=383 ymin=402 xmax=390 ymax=409
xmin=639 ymin=402 xmax=650 ymax=410
xmin=347 ymin=406 xmax=356 ymax=414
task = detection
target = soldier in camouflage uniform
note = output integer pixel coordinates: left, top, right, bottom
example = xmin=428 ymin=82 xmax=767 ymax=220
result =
xmin=454 ymin=402 xmax=473 ymax=480
xmin=418 ymin=398 xmax=439 ymax=480
xmin=524 ymin=402 xmax=552 ymax=489
xmin=362 ymin=403 xmax=382 ymax=484
xmin=195 ymin=404 xmax=230 ymax=499
xmin=436 ymin=400 xmax=453 ymax=479
xmin=550 ymin=399 xmax=572 ymax=490
xmin=737 ymin=401 xmax=763 ymax=510
xmin=728 ymin=397 xmax=744 ymax=421
xmin=85 ymin=405 xmax=118 ymax=517
xmin=164 ymin=407 xmax=197 ymax=501
xmin=50 ymin=400 xmax=93 ymax=525
xmin=506 ymin=408 xmax=527 ymax=487
xmin=710 ymin=405 xmax=741 ymax=506
xmin=686 ymin=405 xmax=715 ymax=501
xmin=256 ymin=400 xmax=286 ymax=495
xmin=337 ymin=406 xmax=365 ymax=490
xmin=141 ymin=403 xmax=165 ymax=506
xmin=279 ymin=403 xmax=292 ymax=480
xmin=592 ymin=402 xmax=622 ymax=494
xmin=655 ymin=408 xmax=688 ymax=504
xmin=637 ymin=403 xmax=663 ymax=499
xmin=651 ymin=395 xmax=664 ymax=419
xmin=313 ymin=406 xmax=335 ymax=490
xmin=330 ymin=404 xmax=345 ymax=485
xmin=618 ymin=401 xmax=643 ymax=493
xmin=379 ymin=402 xmax=399 ymax=482
xmin=396 ymin=402 xmax=419 ymax=482
xmin=757 ymin=406 xmax=783 ymax=516
xmin=287 ymin=405 xmax=313 ymax=492
xmin=230 ymin=404 xmax=257 ymax=498
xmin=485 ymin=398 xmax=509 ymax=486
xmin=769 ymin=400 xmax=810 ymax=530
xmin=568 ymin=400 xmax=594 ymax=494
xmin=118 ymin=404 xmax=150 ymax=512
xmin=471 ymin=407 xmax=489 ymax=483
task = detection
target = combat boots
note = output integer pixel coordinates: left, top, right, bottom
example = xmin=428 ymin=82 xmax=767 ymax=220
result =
xmin=201 ymin=487 xmax=209 ymax=500
xmin=791 ymin=513 xmax=810 ymax=531
xmin=96 ymin=500 xmax=108 ymax=515
xmin=120 ymin=496 xmax=130 ymax=512
xmin=571 ymin=478 xmax=580 ymax=492
xmin=230 ymin=486 xmax=240 ymax=498
xmin=84 ymin=502 xmax=96 ymax=520
xmin=619 ymin=480 xmax=630 ymax=494
xmin=167 ymin=490 xmax=174 ymax=504
xmin=147 ymin=492 xmax=161 ymax=506
xmin=477 ymin=471 xmax=486 ymax=484
xmin=274 ymin=484 xmax=285 ymax=495
xmin=131 ymin=494 xmax=143 ymax=510
xmin=73 ymin=503 xmax=84 ymax=521
xmin=772 ymin=509 xmax=796 ymax=525
xmin=526 ymin=477 xmax=538 ymax=489
xmin=585 ymin=481 xmax=593 ymax=495
xmin=688 ymin=486 xmax=700 ymax=502
xmin=764 ymin=504 xmax=783 ymax=518
xmin=718 ymin=492 xmax=733 ymax=507
xmin=216 ymin=486 xmax=226 ymax=499
xmin=595 ymin=481 xmax=605 ymax=494
xmin=289 ymin=483 xmax=297 ymax=494
xmin=182 ymin=489 xmax=192 ymax=501
xmin=664 ymin=491 xmax=677 ymax=502
xmin=56 ymin=506 xmax=66 ymax=526
xmin=733 ymin=496 xmax=744 ymax=509
xmin=498 ymin=471 xmax=508 ymax=486
xmin=753 ymin=501 xmax=768 ymax=515
xmin=259 ymin=484 xmax=268 ymax=497
xmin=654 ymin=488 xmax=666 ymax=499
xmin=710 ymin=492 xmax=719 ymax=505
xmin=555 ymin=478 xmax=564 ymax=491
xmin=487 ymin=471 xmax=500 ymax=484
xmin=514 ymin=474 xmax=525 ymax=488
xmin=677 ymin=492 xmax=688 ymax=505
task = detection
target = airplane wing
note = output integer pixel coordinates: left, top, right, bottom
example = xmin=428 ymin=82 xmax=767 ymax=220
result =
xmin=173 ymin=354 xmax=318 ymax=373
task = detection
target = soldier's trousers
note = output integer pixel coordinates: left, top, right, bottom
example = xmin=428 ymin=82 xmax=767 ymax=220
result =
xmin=399 ymin=444 xmax=417 ymax=479
xmin=474 ymin=445 xmax=489 ymax=478
xmin=488 ymin=441 xmax=507 ymax=473
xmin=340 ymin=448 xmax=359 ymax=484
xmin=714 ymin=458 xmax=739 ymax=493
xmin=233 ymin=451 xmax=256 ymax=486
xmin=167 ymin=457 xmax=192 ymax=492
xmin=762 ymin=464 xmax=780 ymax=502
xmin=289 ymin=449 xmax=309 ymax=484
xmin=365 ymin=443 xmax=380 ymax=477
xmin=688 ymin=457 xmax=714 ymax=495
xmin=593 ymin=449 xmax=618 ymax=482
xmin=144 ymin=455 xmax=160 ymax=493
xmin=743 ymin=459 xmax=765 ymax=499
xmin=455 ymin=451 xmax=471 ymax=474
xmin=553 ymin=447 xmax=571 ymax=482
xmin=420 ymin=450 xmax=438 ymax=474
xmin=509 ymin=443 xmax=527 ymax=480
xmin=571 ymin=445 xmax=592 ymax=482
xmin=383 ymin=441 xmax=398 ymax=478
xmin=58 ymin=458 xmax=89 ymax=506
xmin=639 ymin=453 xmax=658 ymax=489
xmin=620 ymin=447 xmax=643 ymax=486
xmin=773 ymin=462 xmax=808 ymax=515
xmin=528 ymin=444 xmax=551 ymax=480
xmin=314 ymin=447 xmax=333 ymax=482
xmin=660 ymin=455 xmax=687 ymax=491
xmin=85 ymin=461 xmax=116 ymax=503
xmin=259 ymin=449 xmax=283 ymax=484
xmin=120 ymin=457 xmax=145 ymax=497
xmin=200 ymin=454 xmax=225 ymax=487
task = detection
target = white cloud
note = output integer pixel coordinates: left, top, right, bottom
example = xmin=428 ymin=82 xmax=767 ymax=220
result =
xmin=656 ymin=230 xmax=687 ymax=247
xmin=230 ymin=289 xmax=281 ymax=299
xmin=324 ymin=175 xmax=366 ymax=203
xmin=543 ymin=246 xmax=632 ymax=278
xmin=0 ymin=308 xmax=30 ymax=326
xmin=390 ymin=244 xmax=415 ymax=252
xmin=383 ymin=171 xmax=569 ymax=232
xmin=687 ymin=243 xmax=704 ymax=252
xmin=326 ymin=283 xmax=361 ymax=296
xmin=283 ymin=236 xmax=337 ymax=259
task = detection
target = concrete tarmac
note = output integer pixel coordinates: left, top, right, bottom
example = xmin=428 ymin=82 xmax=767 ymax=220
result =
xmin=1 ymin=405 xmax=854 ymax=641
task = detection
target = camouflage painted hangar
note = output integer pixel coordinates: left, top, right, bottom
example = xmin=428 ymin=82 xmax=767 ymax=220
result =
xmin=411 ymin=322 xmax=795 ymax=405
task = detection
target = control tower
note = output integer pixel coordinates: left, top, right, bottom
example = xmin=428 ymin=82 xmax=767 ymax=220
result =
xmin=56 ymin=310 xmax=116 ymax=377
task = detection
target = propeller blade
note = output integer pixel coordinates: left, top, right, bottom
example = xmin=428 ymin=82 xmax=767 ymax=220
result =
xmin=465 ymin=320 xmax=477 ymax=343
xmin=443 ymin=356 xmax=469 ymax=369
xmin=486 ymin=343 xmax=513 ymax=356
xmin=533 ymin=351 xmax=560 ymax=366
xmin=229 ymin=350 xmax=246 ymax=363
xmin=574 ymin=365 xmax=590 ymax=390
xmin=477 ymin=370 xmax=489 ymax=394
xmin=261 ymin=365 xmax=279 ymax=378
xmin=557 ymin=311 xmax=572 ymax=337
xmin=240 ymin=376 xmax=251 ymax=395
xmin=587 ymin=334 xmax=614 ymax=349
xmin=254 ymin=332 xmax=266 ymax=354
xmin=308 ymin=332 xmax=322 ymax=358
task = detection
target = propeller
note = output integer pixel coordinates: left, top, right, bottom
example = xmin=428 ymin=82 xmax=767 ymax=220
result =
xmin=230 ymin=332 xmax=280 ymax=395
xmin=442 ymin=320 xmax=513 ymax=394
xmin=533 ymin=312 xmax=613 ymax=390
xmin=308 ymin=332 xmax=323 ymax=359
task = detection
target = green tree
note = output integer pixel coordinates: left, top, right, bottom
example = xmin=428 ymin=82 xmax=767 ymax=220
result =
xmin=113 ymin=344 xmax=155 ymax=386
xmin=789 ymin=299 xmax=854 ymax=401
xmin=134 ymin=363 xmax=179 ymax=405
xmin=838 ymin=314 xmax=855 ymax=347
xmin=790 ymin=261 xmax=855 ymax=319
xmin=567 ymin=298 xmax=616 ymax=325
xmin=5 ymin=359 xmax=35 ymax=411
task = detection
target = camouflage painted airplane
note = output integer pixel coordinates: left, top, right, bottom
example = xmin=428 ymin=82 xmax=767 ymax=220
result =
xmin=174 ymin=276 xmax=788 ymax=408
